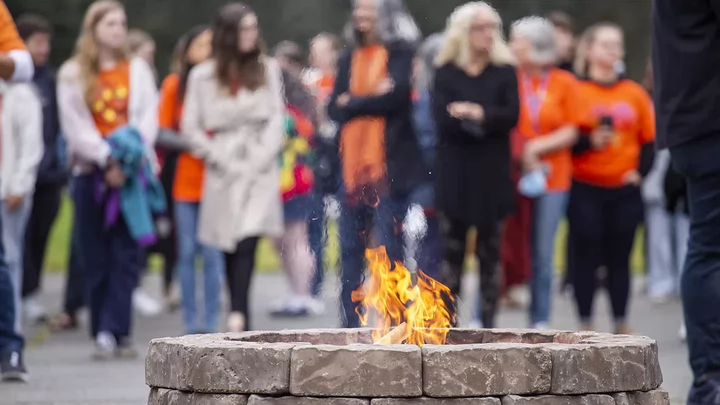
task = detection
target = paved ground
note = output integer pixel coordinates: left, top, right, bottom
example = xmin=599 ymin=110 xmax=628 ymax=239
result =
xmin=3 ymin=272 xmax=692 ymax=405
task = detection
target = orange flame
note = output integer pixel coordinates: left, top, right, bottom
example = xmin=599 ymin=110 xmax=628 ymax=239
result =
xmin=352 ymin=247 xmax=455 ymax=346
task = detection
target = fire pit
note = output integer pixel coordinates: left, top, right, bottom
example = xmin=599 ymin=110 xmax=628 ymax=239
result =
xmin=146 ymin=327 xmax=668 ymax=405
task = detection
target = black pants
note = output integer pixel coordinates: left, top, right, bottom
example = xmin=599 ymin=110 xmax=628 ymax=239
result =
xmin=224 ymin=237 xmax=259 ymax=330
xmin=567 ymin=181 xmax=642 ymax=323
xmin=671 ymin=134 xmax=720 ymax=383
xmin=21 ymin=183 xmax=63 ymax=298
xmin=63 ymin=221 xmax=84 ymax=316
xmin=442 ymin=218 xmax=502 ymax=328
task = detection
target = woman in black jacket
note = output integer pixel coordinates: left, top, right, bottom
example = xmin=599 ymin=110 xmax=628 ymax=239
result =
xmin=432 ymin=1 xmax=520 ymax=328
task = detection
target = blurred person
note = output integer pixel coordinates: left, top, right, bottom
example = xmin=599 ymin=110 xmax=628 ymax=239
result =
xmin=433 ymin=1 xmax=519 ymax=328
xmin=569 ymin=23 xmax=655 ymax=334
xmin=328 ymin=0 xmax=423 ymax=328
xmin=509 ymin=17 xmax=582 ymax=329
xmin=653 ymin=1 xmax=720 ymax=401
xmin=57 ymin=0 xmax=160 ymax=358
xmin=181 ymin=3 xmax=285 ymax=332
xmin=128 ymin=29 xmax=157 ymax=81
xmin=546 ymin=11 xmax=575 ymax=73
xmin=17 ymin=14 xmax=67 ymax=326
xmin=0 ymin=1 xmax=35 ymax=382
xmin=158 ymin=26 xmax=224 ymax=333
xmin=409 ymin=33 xmax=444 ymax=279
xmin=306 ymin=32 xmax=341 ymax=303
xmin=271 ymin=41 xmax=318 ymax=317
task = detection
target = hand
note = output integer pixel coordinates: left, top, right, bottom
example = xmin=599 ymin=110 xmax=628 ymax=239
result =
xmin=375 ymin=78 xmax=394 ymax=95
xmin=590 ymin=127 xmax=615 ymax=150
xmin=4 ymin=195 xmax=23 ymax=212
xmin=337 ymin=93 xmax=351 ymax=108
xmin=104 ymin=162 xmax=126 ymax=189
xmin=448 ymin=102 xmax=484 ymax=121
xmin=522 ymin=141 xmax=542 ymax=173
xmin=623 ymin=170 xmax=642 ymax=186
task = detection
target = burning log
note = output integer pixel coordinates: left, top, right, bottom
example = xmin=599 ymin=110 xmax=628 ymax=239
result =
xmin=375 ymin=322 xmax=410 ymax=345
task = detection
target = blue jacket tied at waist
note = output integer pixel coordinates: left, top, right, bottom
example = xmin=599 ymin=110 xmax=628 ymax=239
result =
xmin=102 ymin=127 xmax=166 ymax=247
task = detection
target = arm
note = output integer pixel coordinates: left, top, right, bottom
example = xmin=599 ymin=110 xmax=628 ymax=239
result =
xmin=180 ymin=66 xmax=214 ymax=162
xmin=9 ymin=85 xmax=44 ymax=197
xmin=0 ymin=3 xmax=33 ymax=82
xmin=431 ymin=65 xmax=465 ymax=140
xmin=132 ymin=58 xmax=159 ymax=147
xmin=57 ymin=62 xmax=110 ymax=167
xmin=343 ymin=47 xmax=413 ymax=118
xmin=637 ymin=89 xmax=657 ymax=177
xmin=482 ymin=67 xmax=520 ymax=136
xmin=155 ymin=129 xmax=189 ymax=152
xmin=326 ymin=52 xmax=351 ymax=124
xmin=156 ymin=74 xmax=189 ymax=151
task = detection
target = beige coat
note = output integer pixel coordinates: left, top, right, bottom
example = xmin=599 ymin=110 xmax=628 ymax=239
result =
xmin=181 ymin=58 xmax=285 ymax=252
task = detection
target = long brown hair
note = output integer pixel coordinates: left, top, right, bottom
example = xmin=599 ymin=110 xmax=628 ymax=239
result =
xmin=73 ymin=0 xmax=128 ymax=106
xmin=212 ymin=2 xmax=266 ymax=92
xmin=573 ymin=22 xmax=622 ymax=78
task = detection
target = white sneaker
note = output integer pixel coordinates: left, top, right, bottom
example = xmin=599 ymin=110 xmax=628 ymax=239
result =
xmin=468 ymin=319 xmax=483 ymax=329
xmin=23 ymin=296 xmax=47 ymax=324
xmin=93 ymin=331 xmax=117 ymax=360
xmin=132 ymin=290 xmax=162 ymax=317
xmin=532 ymin=322 xmax=550 ymax=330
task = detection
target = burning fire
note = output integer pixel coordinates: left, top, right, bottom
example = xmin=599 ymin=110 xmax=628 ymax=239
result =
xmin=352 ymin=247 xmax=455 ymax=346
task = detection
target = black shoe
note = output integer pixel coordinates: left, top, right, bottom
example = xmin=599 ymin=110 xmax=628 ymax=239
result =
xmin=688 ymin=373 xmax=720 ymax=405
xmin=1 ymin=351 xmax=28 ymax=382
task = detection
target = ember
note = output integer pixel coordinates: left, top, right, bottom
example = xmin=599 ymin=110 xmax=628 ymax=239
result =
xmin=351 ymin=247 xmax=455 ymax=346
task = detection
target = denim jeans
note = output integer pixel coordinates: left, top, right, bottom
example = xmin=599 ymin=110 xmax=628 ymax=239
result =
xmin=308 ymin=193 xmax=326 ymax=298
xmin=530 ymin=191 xmax=568 ymax=326
xmin=175 ymin=201 xmax=224 ymax=334
xmin=645 ymin=203 xmax=690 ymax=298
xmin=670 ymin=134 xmax=720 ymax=384
xmin=339 ymin=196 xmax=406 ymax=328
xmin=0 ymin=208 xmax=22 ymax=356
xmin=1 ymin=198 xmax=33 ymax=333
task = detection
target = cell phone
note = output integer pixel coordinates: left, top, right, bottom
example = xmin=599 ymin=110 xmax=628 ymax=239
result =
xmin=599 ymin=115 xmax=614 ymax=129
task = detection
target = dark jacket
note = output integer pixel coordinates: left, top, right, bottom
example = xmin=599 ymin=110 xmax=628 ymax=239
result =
xmin=652 ymin=0 xmax=720 ymax=148
xmin=327 ymin=41 xmax=425 ymax=200
xmin=32 ymin=65 xmax=66 ymax=185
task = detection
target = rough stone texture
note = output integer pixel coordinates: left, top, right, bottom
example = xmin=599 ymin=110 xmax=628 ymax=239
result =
xmin=482 ymin=329 xmax=524 ymax=343
xmin=372 ymin=398 xmax=501 ymax=405
xmin=230 ymin=329 xmax=362 ymax=345
xmin=445 ymin=329 xmax=484 ymax=345
xmin=612 ymin=393 xmax=630 ymax=405
xmin=501 ymin=394 xmax=615 ymax=405
xmin=546 ymin=343 xmax=647 ymax=394
xmin=423 ymin=344 xmax=552 ymax=397
xmin=248 ymin=395 xmax=369 ymax=405
xmin=630 ymin=390 xmax=670 ymax=405
xmin=149 ymin=388 xmax=248 ymax=405
xmin=146 ymin=336 xmax=295 ymax=394
xmin=290 ymin=344 xmax=422 ymax=397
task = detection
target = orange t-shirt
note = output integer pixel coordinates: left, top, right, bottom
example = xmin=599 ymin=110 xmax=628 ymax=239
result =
xmin=572 ymin=80 xmax=656 ymax=188
xmin=158 ymin=74 xmax=205 ymax=203
xmin=0 ymin=2 xmax=26 ymax=53
xmin=516 ymin=68 xmax=584 ymax=192
xmin=317 ymin=74 xmax=335 ymax=104
xmin=91 ymin=61 xmax=130 ymax=137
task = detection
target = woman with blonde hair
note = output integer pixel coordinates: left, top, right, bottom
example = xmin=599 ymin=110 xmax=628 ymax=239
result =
xmin=433 ymin=1 xmax=520 ymax=328
xmin=57 ymin=0 xmax=159 ymax=358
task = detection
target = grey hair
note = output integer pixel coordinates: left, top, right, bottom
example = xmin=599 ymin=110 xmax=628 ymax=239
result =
xmin=510 ymin=16 xmax=557 ymax=66
xmin=344 ymin=0 xmax=421 ymax=47
xmin=415 ymin=33 xmax=444 ymax=92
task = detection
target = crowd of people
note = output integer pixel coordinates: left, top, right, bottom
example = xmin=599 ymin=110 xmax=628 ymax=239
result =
xmin=0 ymin=0 xmax=693 ymax=388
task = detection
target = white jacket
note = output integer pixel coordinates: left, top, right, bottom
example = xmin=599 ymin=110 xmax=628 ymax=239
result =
xmin=57 ymin=57 xmax=158 ymax=172
xmin=0 ymin=81 xmax=43 ymax=199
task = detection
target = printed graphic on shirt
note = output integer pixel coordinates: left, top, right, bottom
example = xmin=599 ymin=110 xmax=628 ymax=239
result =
xmin=91 ymin=61 xmax=130 ymax=137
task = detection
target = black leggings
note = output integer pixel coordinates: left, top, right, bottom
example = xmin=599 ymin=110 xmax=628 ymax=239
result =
xmin=224 ymin=237 xmax=260 ymax=330
xmin=442 ymin=218 xmax=503 ymax=328
xmin=567 ymin=181 xmax=643 ymax=323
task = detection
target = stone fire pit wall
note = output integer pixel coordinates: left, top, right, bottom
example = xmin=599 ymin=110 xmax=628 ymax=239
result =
xmin=146 ymin=329 xmax=669 ymax=405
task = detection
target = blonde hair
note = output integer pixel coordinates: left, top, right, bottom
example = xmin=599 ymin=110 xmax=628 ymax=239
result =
xmin=73 ymin=0 xmax=127 ymax=106
xmin=573 ymin=22 xmax=622 ymax=78
xmin=435 ymin=1 xmax=514 ymax=68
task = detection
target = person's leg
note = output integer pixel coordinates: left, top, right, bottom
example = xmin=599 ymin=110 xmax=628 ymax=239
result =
xmin=0 ymin=205 xmax=26 ymax=381
xmin=200 ymin=239 xmax=224 ymax=333
xmin=417 ymin=214 xmax=444 ymax=280
xmin=604 ymin=187 xmax=643 ymax=332
xmin=529 ymin=191 xmax=568 ymax=328
xmin=567 ymin=182 xmax=605 ymax=329
xmin=1 ymin=198 xmax=33 ymax=333
xmin=62 ymin=222 xmax=84 ymax=322
xmin=22 ymin=184 xmax=60 ymax=298
xmin=339 ymin=202 xmax=367 ymax=328
xmin=308 ymin=193 xmax=326 ymax=298
xmin=174 ymin=202 xmax=200 ymax=334
xmin=675 ymin=212 xmax=690 ymax=290
xmin=373 ymin=196 xmax=408 ymax=266
xmin=645 ymin=203 xmax=676 ymax=300
xmin=224 ymin=237 xmax=260 ymax=332
xmin=441 ymin=217 xmax=469 ymax=324
xmin=273 ymin=220 xmax=315 ymax=316
xmin=671 ymin=136 xmax=720 ymax=390
xmin=476 ymin=222 xmax=503 ymax=329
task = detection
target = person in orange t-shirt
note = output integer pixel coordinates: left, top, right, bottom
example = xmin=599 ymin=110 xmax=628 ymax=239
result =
xmin=507 ymin=17 xmax=584 ymax=330
xmin=0 ymin=1 xmax=33 ymax=82
xmin=157 ymin=26 xmax=222 ymax=334
xmin=567 ymin=23 xmax=655 ymax=334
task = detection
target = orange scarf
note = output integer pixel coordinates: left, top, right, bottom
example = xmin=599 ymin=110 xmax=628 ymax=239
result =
xmin=340 ymin=46 xmax=389 ymax=198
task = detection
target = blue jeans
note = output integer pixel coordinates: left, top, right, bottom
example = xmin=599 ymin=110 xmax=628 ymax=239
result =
xmin=530 ymin=191 xmax=568 ymax=326
xmin=671 ymin=134 xmax=720 ymax=385
xmin=308 ymin=193 xmax=326 ymax=298
xmin=174 ymin=202 xmax=224 ymax=334
xmin=339 ymin=196 xmax=406 ymax=328
xmin=416 ymin=216 xmax=443 ymax=280
xmin=0 ymin=209 xmax=22 ymax=356
xmin=1 ymin=198 xmax=32 ymax=333
xmin=74 ymin=173 xmax=142 ymax=341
